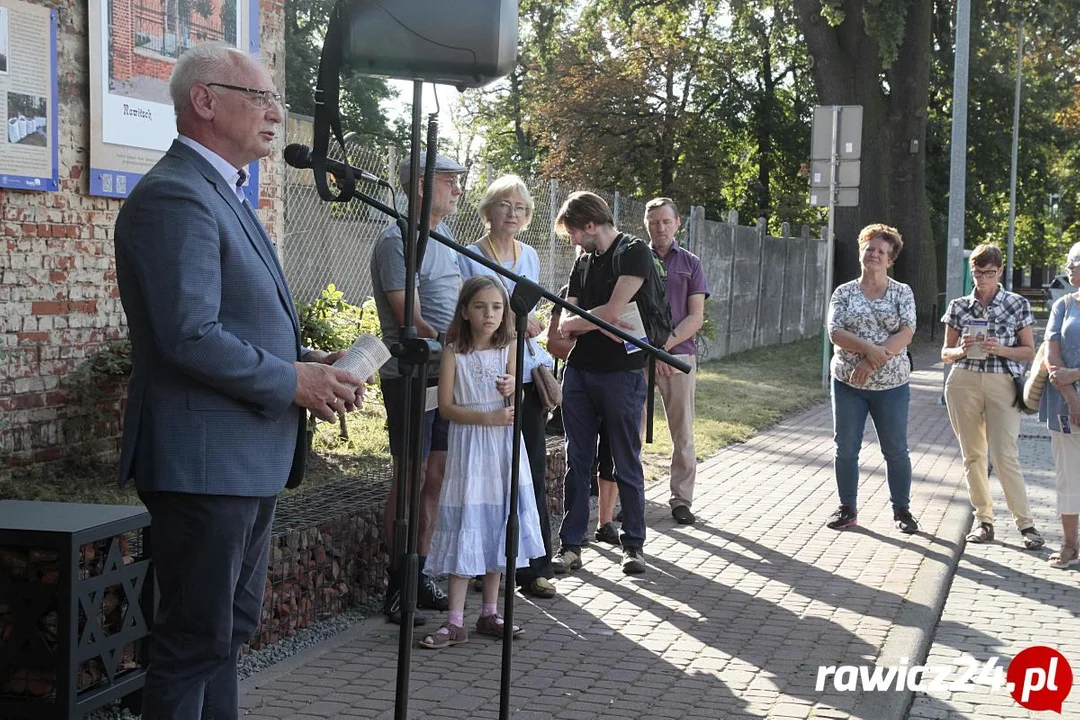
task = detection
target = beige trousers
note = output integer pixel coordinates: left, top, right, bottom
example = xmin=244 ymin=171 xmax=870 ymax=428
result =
xmin=944 ymin=368 xmax=1034 ymax=529
xmin=656 ymin=354 xmax=698 ymax=509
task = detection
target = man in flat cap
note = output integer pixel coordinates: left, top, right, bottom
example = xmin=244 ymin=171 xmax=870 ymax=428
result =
xmin=370 ymin=152 xmax=465 ymax=624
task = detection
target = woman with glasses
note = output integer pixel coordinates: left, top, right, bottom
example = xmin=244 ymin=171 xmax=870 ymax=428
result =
xmin=941 ymin=244 xmax=1044 ymax=549
xmin=1038 ymin=242 xmax=1080 ymax=567
xmin=457 ymin=174 xmax=557 ymax=598
xmin=825 ymin=224 xmax=920 ymax=534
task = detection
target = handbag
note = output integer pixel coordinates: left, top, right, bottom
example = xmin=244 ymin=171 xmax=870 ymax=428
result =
xmin=528 ymin=339 xmax=562 ymax=412
xmin=1022 ymin=341 xmax=1049 ymax=411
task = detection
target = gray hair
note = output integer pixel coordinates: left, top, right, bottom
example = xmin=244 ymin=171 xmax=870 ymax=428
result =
xmin=169 ymin=43 xmax=248 ymax=118
xmin=478 ymin=174 xmax=535 ymax=232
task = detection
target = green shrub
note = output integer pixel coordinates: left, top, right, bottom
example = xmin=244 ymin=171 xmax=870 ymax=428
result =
xmin=296 ymin=284 xmax=381 ymax=352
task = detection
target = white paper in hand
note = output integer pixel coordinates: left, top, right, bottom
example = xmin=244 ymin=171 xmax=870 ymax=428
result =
xmin=619 ymin=301 xmax=649 ymax=354
xmin=964 ymin=320 xmax=989 ymax=361
xmin=332 ymin=334 xmax=390 ymax=380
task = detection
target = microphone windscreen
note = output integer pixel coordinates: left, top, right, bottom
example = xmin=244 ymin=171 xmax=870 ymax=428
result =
xmin=283 ymin=144 xmax=312 ymax=168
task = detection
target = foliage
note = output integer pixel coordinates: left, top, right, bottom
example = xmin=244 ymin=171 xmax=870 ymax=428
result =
xmin=296 ymin=284 xmax=380 ymax=352
xmin=283 ymin=0 xmax=399 ymax=145
xmin=926 ymin=1 xmax=1080 ymax=273
xmin=220 ymin=0 xmax=236 ymax=44
xmin=460 ymin=0 xmax=824 ymax=232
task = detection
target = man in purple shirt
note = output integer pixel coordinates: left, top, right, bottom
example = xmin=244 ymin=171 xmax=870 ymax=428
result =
xmin=646 ymin=197 xmax=709 ymax=524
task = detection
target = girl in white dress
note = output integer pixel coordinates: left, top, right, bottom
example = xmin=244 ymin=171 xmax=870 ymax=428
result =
xmin=420 ymin=276 xmax=546 ymax=649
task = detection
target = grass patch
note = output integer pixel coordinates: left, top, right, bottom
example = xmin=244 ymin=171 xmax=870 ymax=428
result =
xmin=0 ymin=396 xmax=394 ymax=506
xmin=2 ymin=339 xmax=829 ymax=503
xmin=639 ymin=336 xmax=828 ymax=482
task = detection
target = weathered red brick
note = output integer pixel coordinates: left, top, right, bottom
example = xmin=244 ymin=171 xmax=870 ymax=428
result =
xmin=32 ymin=301 xmax=63 ymax=315
xmin=13 ymin=394 xmax=45 ymax=409
xmin=17 ymin=332 xmax=49 ymax=343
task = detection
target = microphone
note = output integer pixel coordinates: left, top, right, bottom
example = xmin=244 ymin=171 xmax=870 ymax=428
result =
xmin=283 ymin=143 xmax=385 ymax=185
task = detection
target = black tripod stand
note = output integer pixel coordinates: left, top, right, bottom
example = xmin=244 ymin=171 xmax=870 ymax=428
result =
xmin=289 ymin=81 xmax=691 ymax=720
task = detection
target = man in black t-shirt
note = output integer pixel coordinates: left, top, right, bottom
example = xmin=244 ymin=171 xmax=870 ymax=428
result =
xmin=552 ymin=191 xmax=652 ymax=575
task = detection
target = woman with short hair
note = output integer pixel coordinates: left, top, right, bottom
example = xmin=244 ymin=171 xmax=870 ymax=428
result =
xmin=941 ymin=243 xmax=1043 ymax=549
xmin=457 ymin=174 xmax=557 ymax=598
xmin=826 ymin=224 xmax=919 ymax=534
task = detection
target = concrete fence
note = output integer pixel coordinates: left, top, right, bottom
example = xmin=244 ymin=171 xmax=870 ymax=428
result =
xmin=686 ymin=210 xmax=827 ymax=359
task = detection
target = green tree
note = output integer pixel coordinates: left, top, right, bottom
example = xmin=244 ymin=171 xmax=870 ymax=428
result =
xmin=926 ymin=0 xmax=1080 ymax=283
xmin=284 ymin=0 xmax=398 ymax=144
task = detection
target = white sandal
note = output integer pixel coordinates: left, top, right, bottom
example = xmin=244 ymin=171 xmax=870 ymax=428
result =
xmin=1048 ymin=546 xmax=1079 ymax=569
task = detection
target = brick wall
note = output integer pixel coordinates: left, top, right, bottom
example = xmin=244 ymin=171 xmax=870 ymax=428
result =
xmin=132 ymin=52 xmax=174 ymax=83
xmin=0 ymin=1 xmax=287 ymax=479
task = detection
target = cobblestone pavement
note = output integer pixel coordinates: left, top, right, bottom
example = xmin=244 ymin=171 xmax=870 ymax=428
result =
xmin=236 ymin=353 xmax=989 ymax=719
xmin=906 ymin=410 xmax=1080 ymax=720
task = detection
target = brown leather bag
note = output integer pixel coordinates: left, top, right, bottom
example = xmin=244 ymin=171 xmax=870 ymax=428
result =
xmin=528 ymin=339 xmax=562 ymax=412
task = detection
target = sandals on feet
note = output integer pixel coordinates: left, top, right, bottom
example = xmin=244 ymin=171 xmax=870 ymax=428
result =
xmin=966 ymin=522 xmax=995 ymax=544
xmin=418 ymin=623 xmax=468 ymax=649
xmin=1048 ymin=546 xmax=1079 ymax=569
xmin=476 ymin=613 xmax=524 ymax=638
xmin=1020 ymin=526 xmax=1045 ymax=550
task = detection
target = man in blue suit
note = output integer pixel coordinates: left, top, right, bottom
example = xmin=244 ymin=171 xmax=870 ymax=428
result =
xmin=113 ymin=43 xmax=365 ymax=720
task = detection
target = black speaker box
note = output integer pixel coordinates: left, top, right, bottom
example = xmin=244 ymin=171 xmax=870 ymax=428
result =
xmin=343 ymin=0 xmax=518 ymax=89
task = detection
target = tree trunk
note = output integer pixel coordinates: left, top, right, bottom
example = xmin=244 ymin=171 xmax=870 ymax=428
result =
xmin=887 ymin=0 xmax=937 ymax=323
xmin=794 ymin=0 xmax=937 ymax=317
xmin=794 ymin=0 xmax=888 ymax=287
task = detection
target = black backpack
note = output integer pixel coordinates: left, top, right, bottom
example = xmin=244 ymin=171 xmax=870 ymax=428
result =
xmin=579 ymin=234 xmax=673 ymax=349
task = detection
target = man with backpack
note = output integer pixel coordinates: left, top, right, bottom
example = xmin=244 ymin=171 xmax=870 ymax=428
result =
xmin=644 ymin=197 xmax=709 ymax=524
xmin=551 ymin=191 xmax=659 ymax=575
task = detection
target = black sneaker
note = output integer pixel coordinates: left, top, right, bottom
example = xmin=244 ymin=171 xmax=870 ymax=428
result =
xmin=621 ymin=547 xmax=646 ymax=575
xmin=826 ymin=505 xmax=858 ymax=530
xmin=418 ymin=576 xmax=450 ymax=611
xmin=594 ymin=522 xmax=620 ymax=545
xmin=384 ymin=588 xmax=427 ymax=626
xmin=894 ymin=507 xmax=919 ymax=534
xmin=672 ymin=505 xmax=696 ymax=525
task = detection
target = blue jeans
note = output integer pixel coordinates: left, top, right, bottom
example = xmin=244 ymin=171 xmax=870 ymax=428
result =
xmin=831 ymin=378 xmax=912 ymax=512
xmin=561 ymin=367 xmax=648 ymax=549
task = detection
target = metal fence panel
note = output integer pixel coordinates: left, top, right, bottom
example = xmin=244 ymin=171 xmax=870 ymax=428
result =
xmin=281 ymin=117 xmax=827 ymax=358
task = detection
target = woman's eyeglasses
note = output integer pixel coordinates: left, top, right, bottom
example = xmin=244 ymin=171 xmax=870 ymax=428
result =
xmin=496 ymin=201 xmax=529 ymax=216
xmin=971 ymin=268 xmax=1000 ymax=279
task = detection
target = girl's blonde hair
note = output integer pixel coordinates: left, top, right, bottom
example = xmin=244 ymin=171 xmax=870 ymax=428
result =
xmin=446 ymin=276 xmax=513 ymax=353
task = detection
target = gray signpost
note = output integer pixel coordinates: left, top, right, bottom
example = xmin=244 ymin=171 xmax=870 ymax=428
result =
xmin=810 ymin=105 xmax=863 ymax=389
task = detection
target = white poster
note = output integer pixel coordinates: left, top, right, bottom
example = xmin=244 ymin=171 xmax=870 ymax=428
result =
xmin=0 ymin=0 xmax=59 ymax=191
xmin=89 ymin=0 xmax=257 ymax=197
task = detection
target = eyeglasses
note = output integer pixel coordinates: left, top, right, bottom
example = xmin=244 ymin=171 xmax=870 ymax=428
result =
xmin=206 ymin=82 xmax=282 ymax=110
xmin=971 ymin=268 xmax=1000 ymax=278
xmin=496 ymin=201 xmax=529 ymax=216
xmin=436 ymin=174 xmax=463 ymax=190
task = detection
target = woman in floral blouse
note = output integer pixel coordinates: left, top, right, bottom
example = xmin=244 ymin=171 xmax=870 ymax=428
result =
xmin=826 ymin=224 xmax=919 ymax=534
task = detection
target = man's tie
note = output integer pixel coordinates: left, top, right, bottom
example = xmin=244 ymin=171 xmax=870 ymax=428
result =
xmin=235 ymin=167 xmax=249 ymax=204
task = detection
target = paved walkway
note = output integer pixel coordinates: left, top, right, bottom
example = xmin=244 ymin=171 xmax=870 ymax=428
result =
xmin=236 ymin=353 xmax=1075 ymax=719
xmin=907 ymin=410 xmax=1080 ymax=720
